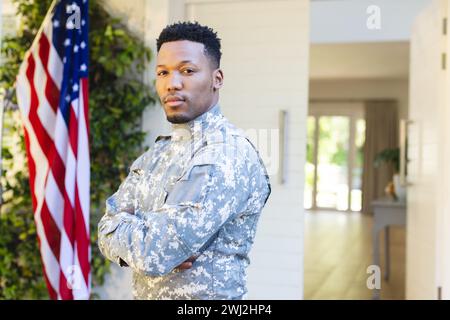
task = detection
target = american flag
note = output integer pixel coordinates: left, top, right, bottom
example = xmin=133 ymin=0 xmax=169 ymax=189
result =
xmin=15 ymin=0 xmax=90 ymax=300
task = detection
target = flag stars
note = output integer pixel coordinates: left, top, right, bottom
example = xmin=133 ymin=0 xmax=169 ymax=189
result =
xmin=64 ymin=38 xmax=71 ymax=46
xmin=80 ymin=64 xmax=87 ymax=71
xmin=53 ymin=20 xmax=60 ymax=28
xmin=81 ymin=19 xmax=85 ymax=26
xmin=65 ymin=95 xmax=71 ymax=102
xmin=80 ymin=41 xmax=86 ymax=49
xmin=72 ymin=83 xmax=79 ymax=92
xmin=74 ymin=45 xmax=79 ymax=53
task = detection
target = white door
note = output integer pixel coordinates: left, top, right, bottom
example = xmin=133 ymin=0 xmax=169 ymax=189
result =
xmin=407 ymin=0 xmax=448 ymax=299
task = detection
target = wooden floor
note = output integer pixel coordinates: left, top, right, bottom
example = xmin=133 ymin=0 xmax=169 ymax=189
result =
xmin=304 ymin=210 xmax=406 ymax=300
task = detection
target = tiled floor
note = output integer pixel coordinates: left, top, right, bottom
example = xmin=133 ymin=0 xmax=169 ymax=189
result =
xmin=304 ymin=210 xmax=406 ymax=300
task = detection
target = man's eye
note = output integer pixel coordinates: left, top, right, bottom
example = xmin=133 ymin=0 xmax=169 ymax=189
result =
xmin=182 ymin=69 xmax=194 ymax=74
xmin=157 ymin=71 xmax=168 ymax=76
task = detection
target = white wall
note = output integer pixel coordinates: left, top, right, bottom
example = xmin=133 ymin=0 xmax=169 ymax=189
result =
xmin=310 ymin=42 xmax=410 ymax=80
xmin=310 ymin=0 xmax=431 ymax=44
xmin=1 ymin=0 xmax=19 ymax=49
xmin=309 ymin=79 xmax=409 ymax=120
xmin=99 ymin=0 xmax=146 ymax=39
xmin=309 ymin=1 xmax=414 ymax=122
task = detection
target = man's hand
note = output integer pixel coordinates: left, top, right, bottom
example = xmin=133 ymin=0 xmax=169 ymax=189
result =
xmin=176 ymin=256 xmax=197 ymax=270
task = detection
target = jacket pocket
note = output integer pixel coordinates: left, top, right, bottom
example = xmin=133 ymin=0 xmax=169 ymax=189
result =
xmin=164 ymin=164 xmax=213 ymax=206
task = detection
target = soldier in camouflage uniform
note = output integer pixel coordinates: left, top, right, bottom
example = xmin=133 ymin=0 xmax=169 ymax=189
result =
xmin=98 ymin=22 xmax=271 ymax=300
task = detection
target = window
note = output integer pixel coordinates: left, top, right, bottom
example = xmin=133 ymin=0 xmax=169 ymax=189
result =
xmin=304 ymin=102 xmax=365 ymax=212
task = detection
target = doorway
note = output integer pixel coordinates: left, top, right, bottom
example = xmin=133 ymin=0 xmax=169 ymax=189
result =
xmin=304 ymin=102 xmax=365 ymax=212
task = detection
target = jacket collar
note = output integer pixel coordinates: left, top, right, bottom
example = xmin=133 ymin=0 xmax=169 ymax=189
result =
xmin=170 ymin=103 xmax=223 ymax=142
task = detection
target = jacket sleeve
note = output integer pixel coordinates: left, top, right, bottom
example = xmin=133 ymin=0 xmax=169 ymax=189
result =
xmin=97 ymin=142 xmax=253 ymax=277
xmin=97 ymin=153 xmax=148 ymax=266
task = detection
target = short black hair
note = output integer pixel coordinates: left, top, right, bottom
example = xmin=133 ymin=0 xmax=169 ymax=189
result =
xmin=156 ymin=21 xmax=222 ymax=68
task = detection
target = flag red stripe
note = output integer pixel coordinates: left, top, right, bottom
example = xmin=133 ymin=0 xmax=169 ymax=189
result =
xmin=75 ymin=185 xmax=90 ymax=287
xmin=25 ymin=55 xmax=63 ymax=261
xmin=59 ymin=269 xmax=74 ymax=300
xmin=40 ymin=201 xmax=61 ymax=259
xmin=27 ymin=53 xmax=76 ymax=250
xmin=37 ymin=236 xmax=58 ymax=300
xmin=82 ymin=78 xmax=90 ymax=138
xmin=23 ymin=106 xmax=59 ymax=299
xmin=38 ymin=34 xmax=59 ymax=113
xmin=69 ymin=107 xmax=78 ymax=158
xmin=22 ymin=128 xmax=38 ymax=211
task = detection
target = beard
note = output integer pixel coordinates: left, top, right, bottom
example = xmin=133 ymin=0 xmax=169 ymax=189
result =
xmin=163 ymin=101 xmax=192 ymax=124
xmin=166 ymin=113 xmax=192 ymax=124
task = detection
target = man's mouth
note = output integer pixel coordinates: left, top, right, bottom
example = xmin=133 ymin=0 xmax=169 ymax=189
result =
xmin=164 ymin=96 xmax=185 ymax=107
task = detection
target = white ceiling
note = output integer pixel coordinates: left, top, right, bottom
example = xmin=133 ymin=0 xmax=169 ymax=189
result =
xmin=309 ymin=41 xmax=410 ymax=80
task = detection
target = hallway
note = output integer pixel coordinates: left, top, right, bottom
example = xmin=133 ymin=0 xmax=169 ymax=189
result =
xmin=304 ymin=210 xmax=406 ymax=299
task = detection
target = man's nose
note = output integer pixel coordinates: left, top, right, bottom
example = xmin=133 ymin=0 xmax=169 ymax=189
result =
xmin=167 ymin=72 xmax=182 ymax=91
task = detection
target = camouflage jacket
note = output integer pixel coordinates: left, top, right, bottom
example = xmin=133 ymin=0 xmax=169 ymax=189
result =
xmin=98 ymin=104 xmax=271 ymax=299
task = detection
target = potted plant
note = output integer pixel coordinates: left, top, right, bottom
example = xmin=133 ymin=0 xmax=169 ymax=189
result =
xmin=374 ymin=147 xmax=406 ymax=201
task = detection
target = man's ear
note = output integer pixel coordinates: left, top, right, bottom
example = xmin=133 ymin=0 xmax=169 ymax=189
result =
xmin=213 ymin=69 xmax=224 ymax=91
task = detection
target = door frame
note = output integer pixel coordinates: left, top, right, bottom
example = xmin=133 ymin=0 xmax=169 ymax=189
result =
xmin=307 ymin=100 xmax=365 ymax=212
